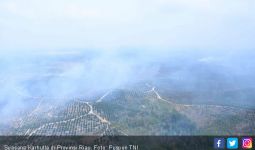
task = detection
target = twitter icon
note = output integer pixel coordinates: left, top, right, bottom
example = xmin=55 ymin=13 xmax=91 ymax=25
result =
xmin=227 ymin=138 xmax=238 ymax=149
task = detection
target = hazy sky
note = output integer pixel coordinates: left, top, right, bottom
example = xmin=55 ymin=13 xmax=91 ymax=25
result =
xmin=1 ymin=0 xmax=255 ymax=126
xmin=0 ymin=0 xmax=254 ymax=51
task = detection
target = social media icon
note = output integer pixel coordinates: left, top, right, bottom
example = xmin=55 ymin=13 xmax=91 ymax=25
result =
xmin=242 ymin=137 xmax=252 ymax=149
xmin=214 ymin=138 xmax=225 ymax=149
xmin=227 ymin=138 xmax=238 ymax=149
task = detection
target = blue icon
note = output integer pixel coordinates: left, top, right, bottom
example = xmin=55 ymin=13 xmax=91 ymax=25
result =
xmin=214 ymin=138 xmax=225 ymax=149
xmin=227 ymin=138 xmax=238 ymax=149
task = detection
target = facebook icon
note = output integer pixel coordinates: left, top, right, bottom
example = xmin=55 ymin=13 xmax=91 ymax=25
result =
xmin=214 ymin=138 xmax=225 ymax=149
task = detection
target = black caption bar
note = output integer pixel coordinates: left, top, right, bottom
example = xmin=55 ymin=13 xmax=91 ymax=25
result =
xmin=0 ymin=136 xmax=238 ymax=150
